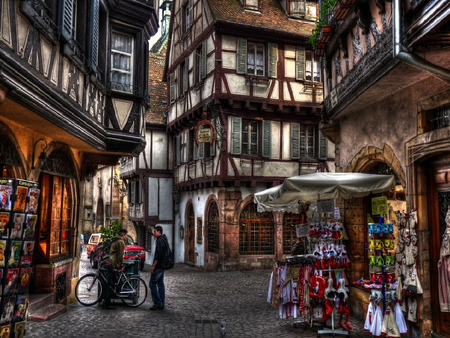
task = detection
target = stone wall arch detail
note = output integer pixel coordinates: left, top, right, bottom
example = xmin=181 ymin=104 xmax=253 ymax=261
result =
xmin=345 ymin=144 xmax=406 ymax=188
xmin=0 ymin=121 xmax=27 ymax=179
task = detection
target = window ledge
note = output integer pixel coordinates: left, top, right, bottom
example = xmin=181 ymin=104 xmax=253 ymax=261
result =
xmin=245 ymin=75 xmax=270 ymax=84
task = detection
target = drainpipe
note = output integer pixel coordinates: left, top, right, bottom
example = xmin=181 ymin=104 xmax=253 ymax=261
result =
xmin=393 ymin=0 xmax=450 ymax=80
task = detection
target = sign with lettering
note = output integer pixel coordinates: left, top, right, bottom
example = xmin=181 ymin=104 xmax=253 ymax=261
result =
xmin=198 ymin=128 xmax=212 ymax=143
xmin=194 ymin=120 xmax=216 ymax=147
xmin=296 ymin=223 xmax=310 ymax=238
xmin=372 ymin=196 xmax=388 ymax=215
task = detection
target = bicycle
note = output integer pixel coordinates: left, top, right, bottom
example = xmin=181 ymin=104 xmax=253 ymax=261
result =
xmin=76 ymin=258 xmax=147 ymax=307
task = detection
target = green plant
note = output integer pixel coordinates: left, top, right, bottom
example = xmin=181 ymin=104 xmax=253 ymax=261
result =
xmin=99 ymin=219 xmax=123 ymax=242
xmin=307 ymin=0 xmax=338 ymax=49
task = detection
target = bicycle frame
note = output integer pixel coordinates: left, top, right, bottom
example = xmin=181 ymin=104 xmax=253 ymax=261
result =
xmin=95 ymin=268 xmax=139 ymax=298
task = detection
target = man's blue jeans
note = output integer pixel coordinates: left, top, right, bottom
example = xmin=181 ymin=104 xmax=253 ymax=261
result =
xmin=149 ymin=268 xmax=165 ymax=306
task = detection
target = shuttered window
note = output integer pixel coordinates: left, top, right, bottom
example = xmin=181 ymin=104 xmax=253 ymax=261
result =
xmin=59 ymin=0 xmax=74 ymax=42
xmin=296 ymin=46 xmax=305 ymax=81
xmin=268 ymin=43 xmax=278 ymax=78
xmin=89 ymin=0 xmax=99 ymax=71
xmin=318 ymin=131 xmax=328 ymax=160
xmin=230 ymin=117 xmax=242 ymax=155
xmin=247 ymin=42 xmax=264 ymax=76
xmin=202 ymin=41 xmax=207 ymax=79
xmin=262 ymin=120 xmax=271 ymax=158
xmin=236 ymin=38 xmax=247 ymax=75
xmin=290 ymin=0 xmax=306 ymax=17
xmin=176 ymin=135 xmax=181 ymax=166
xmin=290 ymin=123 xmax=301 ymax=159
xmin=130 ymin=181 xmax=136 ymax=204
xmin=138 ymin=180 xmax=143 ymax=203
xmin=182 ymin=61 xmax=188 ymax=93
xmin=170 ymin=73 xmax=175 ymax=103
xmin=306 ymin=50 xmax=320 ymax=82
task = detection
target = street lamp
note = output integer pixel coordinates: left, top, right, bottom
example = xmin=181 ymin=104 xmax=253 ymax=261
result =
xmin=31 ymin=139 xmax=48 ymax=170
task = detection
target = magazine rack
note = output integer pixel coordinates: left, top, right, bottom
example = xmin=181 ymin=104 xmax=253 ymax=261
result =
xmin=0 ymin=178 xmax=39 ymax=337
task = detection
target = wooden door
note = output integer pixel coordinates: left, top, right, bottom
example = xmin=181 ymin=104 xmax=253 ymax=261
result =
xmin=429 ymin=164 xmax=450 ymax=336
xmin=188 ymin=205 xmax=195 ymax=263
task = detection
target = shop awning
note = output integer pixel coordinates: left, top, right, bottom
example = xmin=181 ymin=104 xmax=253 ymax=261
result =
xmin=254 ymin=172 xmax=396 ymax=213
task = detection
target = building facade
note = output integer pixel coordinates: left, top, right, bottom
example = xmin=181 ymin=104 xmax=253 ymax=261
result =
xmin=164 ymin=0 xmax=335 ymax=271
xmin=317 ymin=0 xmax=450 ymax=336
xmin=0 ymin=0 xmax=157 ymax=304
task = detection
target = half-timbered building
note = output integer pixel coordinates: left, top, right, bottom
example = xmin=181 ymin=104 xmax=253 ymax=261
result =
xmin=164 ymin=0 xmax=335 ymax=271
xmin=316 ymin=0 xmax=450 ymax=336
xmin=0 ymin=0 xmax=157 ymax=308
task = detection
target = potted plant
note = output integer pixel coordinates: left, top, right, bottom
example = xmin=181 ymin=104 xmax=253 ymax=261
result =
xmin=307 ymin=0 xmax=338 ymax=49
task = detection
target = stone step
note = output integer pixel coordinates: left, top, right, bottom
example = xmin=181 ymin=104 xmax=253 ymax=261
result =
xmin=28 ymin=293 xmax=54 ymax=313
xmin=28 ymin=304 xmax=66 ymax=322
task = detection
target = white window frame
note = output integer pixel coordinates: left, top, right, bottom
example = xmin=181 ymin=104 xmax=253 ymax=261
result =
xmin=305 ymin=50 xmax=321 ymax=82
xmin=247 ymin=42 xmax=265 ymax=76
xmin=111 ymin=31 xmax=134 ymax=93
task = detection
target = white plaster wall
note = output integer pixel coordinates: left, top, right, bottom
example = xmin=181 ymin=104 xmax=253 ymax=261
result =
xmin=152 ymin=130 xmax=168 ymax=170
xmin=224 ymin=74 xmax=250 ymax=95
xmin=222 ymin=51 xmax=236 ymax=69
xmin=254 ymin=82 xmax=271 ymax=98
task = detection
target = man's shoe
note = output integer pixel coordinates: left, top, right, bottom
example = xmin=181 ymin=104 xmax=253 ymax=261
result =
xmin=149 ymin=304 xmax=164 ymax=310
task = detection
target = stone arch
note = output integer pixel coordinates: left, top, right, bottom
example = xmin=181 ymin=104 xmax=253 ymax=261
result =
xmin=204 ymin=194 xmax=220 ymax=254
xmin=0 ymin=121 xmax=27 ymax=179
xmin=184 ymin=200 xmax=195 ymax=263
xmin=345 ymin=144 xmax=406 ymax=188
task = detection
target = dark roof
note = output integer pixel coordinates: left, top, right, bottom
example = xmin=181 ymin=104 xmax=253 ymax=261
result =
xmin=207 ymin=0 xmax=314 ymax=37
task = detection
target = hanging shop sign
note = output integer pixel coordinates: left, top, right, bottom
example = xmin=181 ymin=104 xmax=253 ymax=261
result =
xmin=372 ymin=196 xmax=388 ymax=215
xmin=295 ymin=223 xmax=310 ymax=237
xmin=194 ymin=120 xmax=216 ymax=147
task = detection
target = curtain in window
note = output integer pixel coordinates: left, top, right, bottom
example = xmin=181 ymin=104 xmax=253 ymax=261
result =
xmin=111 ymin=32 xmax=133 ymax=91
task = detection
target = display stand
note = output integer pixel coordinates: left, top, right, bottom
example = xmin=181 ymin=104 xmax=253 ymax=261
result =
xmin=0 ymin=178 xmax=39 ymax=337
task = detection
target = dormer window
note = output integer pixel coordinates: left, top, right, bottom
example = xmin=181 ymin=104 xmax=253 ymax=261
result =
xmin=279 ymin=0 xmax=317 ymax=20
xmin=239 ymin=0 xmax=260 ymax=11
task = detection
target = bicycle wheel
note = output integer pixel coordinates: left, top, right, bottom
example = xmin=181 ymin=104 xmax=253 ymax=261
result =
xmin=76 ymin=274 xmax=103 ymax=306
xmin=120 ymin=276 xmax=147 ymax=307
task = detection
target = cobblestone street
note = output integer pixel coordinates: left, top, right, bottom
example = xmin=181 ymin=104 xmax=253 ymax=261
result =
xmin=26 ymin=253 xmax=372 ymax=337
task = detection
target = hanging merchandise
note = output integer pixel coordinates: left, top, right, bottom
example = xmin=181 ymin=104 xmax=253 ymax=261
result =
xmin=394 ymin=302 xmax=408 ymax=334
xmin=438 ymin=205 xmax=450 ymax=312
xmin=381 ymin=305 xmax=401 ymax=337
xmin=369 ymin=302 xmax=383 ymax=337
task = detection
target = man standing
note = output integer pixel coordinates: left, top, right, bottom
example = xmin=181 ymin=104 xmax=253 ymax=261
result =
xmin=103 ymin=228 xmax=128 ymax=309
xmin=149 ymin=225 xmax=168 ymax=310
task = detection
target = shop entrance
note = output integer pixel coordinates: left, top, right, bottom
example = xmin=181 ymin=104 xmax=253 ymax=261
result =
xmin=429 ymin=162 xmax=450 ymax=337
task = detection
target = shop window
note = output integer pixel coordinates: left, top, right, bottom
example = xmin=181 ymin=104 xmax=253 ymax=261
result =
xmin=239 ymin=203 xmax=274 ymax=255
xmin=283 ymin=213 xmax=297 ymax=254
xmin=111 ymin=31 xmax=134 ymax=92
xmin=38 ymin=174 xmax=72 ymax=261
xmin=207 ymin=202 xmax=219 ymax=254
xmin=431 ymin=103 xmax=450 ymax=130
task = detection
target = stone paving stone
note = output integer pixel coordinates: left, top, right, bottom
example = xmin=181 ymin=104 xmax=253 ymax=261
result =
xmin=26 ymin=257 xmax=373 ymax=337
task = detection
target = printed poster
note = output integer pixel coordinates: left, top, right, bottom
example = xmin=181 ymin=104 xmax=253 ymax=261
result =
xmin=0 ymin=241 xmax=6 ymax=268
xmin=14 ymin=294 xmax=28 ymax=323
xmin=372 ymin=196 xmax=388 ymax=215
xmin=7 ymin=242 xmax=22 ymax=268
xmin=13 ymin=186 xmax=28 ymax=213
xmin=4 ymin=269 xmax=19 ymax=296
xmin=14 ymin=321 xmax=26 ymax=338
xmin=0 ymin=180 xmax=13 ymax=211
xmin=25 ymin=187 xmax=40 ymax=214
xmin=20 ymin=242 xmax=33 ymax=267
xmin=10 ymin=214 xmax=25 ymax=240
xmin=23 ymin=215 xmax=37 ymax=241
xmin=0 ymin=296 xmax=15 ymax=325
xmin=17 ymin=268 xmax=31 ymax=295
xmin=0 ymin=214 xmax=9 ymax=239
xmin=0 ymin=324 xmax=10 ymax=338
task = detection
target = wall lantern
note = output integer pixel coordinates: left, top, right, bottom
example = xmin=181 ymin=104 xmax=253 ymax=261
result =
xmin=31 ymin=138 xmax=48 ymax=170
xmin=180 ymin=226 xmax=184 ymax=239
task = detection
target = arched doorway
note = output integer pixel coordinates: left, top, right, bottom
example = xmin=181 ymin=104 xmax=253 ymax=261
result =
xmin=239 ymin=203 xmax=274 ymax=255
xmin=96 ymin=198 xmax=104 ymax=230
xmin=186 ymin=203 xmax=195 ymax=263
xmin=207 ymin=201 xmax=219 ymax=254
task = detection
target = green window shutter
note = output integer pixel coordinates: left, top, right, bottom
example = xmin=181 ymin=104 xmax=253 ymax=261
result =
xmin=210 ymin=118 xmax=217 ymax=157
xmin=262 ymin=120 xmax=272 ymax=158
xmin=236 ymin=38 xmax=247 ymax=75
xmin=186 ymin=131 xmax=190 ymax=162
xmin=193 ymin=137 xmax=199 ymax=160
xmin=88 ymin=0 xmax=99 ymax=71
xmin=193 ymin=51 xmax=198 ymax=84
xmin=318 ymin=131 xmax=328 ymax=160
xmin=230 ymin=117 xmax=242 ymax=155
xmin=59 ymin=0 xmax=74 ymax=42
xmin=290 ymin=123 xmax=300 ymax=159
xmin=300 ymin=125 xmax=306 ymax=158
xmin=202 ymin=41 xmax=207 ymax=79
xmin=176 ymin=135 xmax=181 ymax=166
xmin=170 ymin=73 xmax=175 ymax=103
xmin=183 ymin=61 xmax=188 ymax=92
xmin=268 ymin=43 xmax=278 ymax=78
xmin=295 ymin=46 xmax=305 ymax=81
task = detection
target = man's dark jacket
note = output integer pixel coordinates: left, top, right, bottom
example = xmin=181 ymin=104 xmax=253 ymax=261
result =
xmin=153 ymin=234 xmax=168 ymax=270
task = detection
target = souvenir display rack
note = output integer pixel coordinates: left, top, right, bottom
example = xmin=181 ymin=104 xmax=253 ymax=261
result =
xmin=0 ymin=178 xmax=39 ymax=337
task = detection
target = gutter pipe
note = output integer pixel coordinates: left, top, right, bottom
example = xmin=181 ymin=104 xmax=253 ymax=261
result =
xmin=393 ymin=0 xmax=450 ymax=80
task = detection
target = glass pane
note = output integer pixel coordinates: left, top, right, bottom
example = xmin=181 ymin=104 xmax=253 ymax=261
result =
xmin=256 ymin=45 xmax=264 ymax=76
xmin=112 ymin=32 xmax=132 ymax=53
